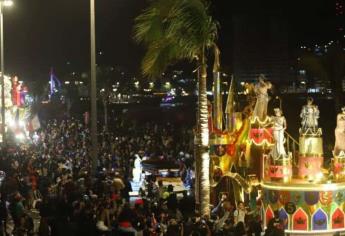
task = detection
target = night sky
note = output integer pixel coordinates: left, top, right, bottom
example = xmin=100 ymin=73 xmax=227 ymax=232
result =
xmin=3 ymin=0 xmax=335 ymax=82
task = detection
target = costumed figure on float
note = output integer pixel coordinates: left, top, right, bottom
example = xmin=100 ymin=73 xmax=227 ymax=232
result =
xmin=334 ymin=107 xmax=345 ymax=157
xmin=271 ymin=108 xmax=287 ymax=159
xmin=266 ymin=108 xmax=291 ymax=182
xmin=298 ymin=97 xmax=323 ymax=180
xmin=300 ymin=97 xmax=320 ymax=135
xmin=252 ymin=75 xmax=272 ymax=122
xmin=249 ymin=75 xmax=274 ymax=180
xmin=333 ymin=107 xmax=345 ymax=180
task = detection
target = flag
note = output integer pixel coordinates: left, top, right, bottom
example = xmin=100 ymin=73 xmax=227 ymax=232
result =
xmin=50 ymin=68 xmax=61 ymax=96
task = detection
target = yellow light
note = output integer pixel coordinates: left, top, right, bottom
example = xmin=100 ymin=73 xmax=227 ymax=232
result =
xmin=261 ymin=182 xmax=345 ymax=191
xmin=285 ymin=229 xmax=345 ymax=234
xmin=247 ymin=139 xmax=274 ymax=147
xmin=3 ymin=0 xmax=14 ymax=7
xmin=250 ymin=116 xmax=271 ymax=125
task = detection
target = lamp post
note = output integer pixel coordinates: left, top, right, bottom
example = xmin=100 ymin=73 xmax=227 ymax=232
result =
xmin=0 ymin=0 xmax=13 ymax=145
xmin=90 ymin=0 xmax=98 ymax=175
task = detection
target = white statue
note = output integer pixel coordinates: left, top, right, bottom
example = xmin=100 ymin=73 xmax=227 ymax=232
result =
xmin=271 ymin=108 xmax=287 ymax=159
xmin=300 ymin=97 xmax=319 ymax=133
xmin=334 ymin=107 xmax=345 ymax=157
xmin=132 ymin=154 xmax=142 ymax=183
xmin=253 ymin=75 xmax=272 ymax=121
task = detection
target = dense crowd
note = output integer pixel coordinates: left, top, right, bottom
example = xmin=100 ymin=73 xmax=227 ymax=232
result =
xmin=0 ymin=118 xmax=285 ymax=236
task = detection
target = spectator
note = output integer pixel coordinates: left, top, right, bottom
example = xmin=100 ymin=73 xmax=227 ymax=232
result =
xmin=265 ymin=210 xmax=284 ymax=236
xmin=233 ymin=201 xmax=247 ymax=226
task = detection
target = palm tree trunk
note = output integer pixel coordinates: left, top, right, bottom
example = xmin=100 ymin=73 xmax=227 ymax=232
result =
xmin=198 ymin=52 xmax=210 ymax=216
xmin=194 ymin=69 xmax=200 ymax=208
xmin=194 ymin=131 xmax=200 ymax=206
xmin=212 ymin=44 xmax=222 ymax=131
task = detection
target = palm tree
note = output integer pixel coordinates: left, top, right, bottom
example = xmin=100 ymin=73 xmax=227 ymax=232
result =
xmin=134 ymin=0 xmax=218 ymax=215
xmin=301 ymin=43 xmax=345 ymax=112
xmin=97 ymin=66 xmax=114 ymax=131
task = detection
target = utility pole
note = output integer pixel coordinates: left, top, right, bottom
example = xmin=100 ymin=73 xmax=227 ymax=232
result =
xmin=90 ymin=0 xmax=98 ymax=175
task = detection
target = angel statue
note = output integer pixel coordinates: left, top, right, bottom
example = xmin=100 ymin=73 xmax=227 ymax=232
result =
xmin=334 ymin=107 xmax=345 ymax=157
xmin=300 ymin=97 xmax=320 ymax=134
xmin=253 ymin=75 xmax=272 ymax=121
xmin=271 ymin=108 xmax=287 ymax=159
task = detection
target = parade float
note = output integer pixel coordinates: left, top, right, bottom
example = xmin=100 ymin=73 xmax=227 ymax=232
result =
xmin=0 ymin=75 xmax=30 ymax=142
xmin=209 ymin=74 xmax=345 ymax=234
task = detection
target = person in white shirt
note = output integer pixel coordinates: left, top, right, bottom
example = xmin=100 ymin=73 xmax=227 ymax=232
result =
xmin=234 ymin=201 xmax=247 ymax=226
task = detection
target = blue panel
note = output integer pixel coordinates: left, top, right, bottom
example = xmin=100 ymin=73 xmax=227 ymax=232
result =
xmin=279 ymin=208 xmax=289 ymax=229
xmin=312 ymin=208 xmax=328 ymax=230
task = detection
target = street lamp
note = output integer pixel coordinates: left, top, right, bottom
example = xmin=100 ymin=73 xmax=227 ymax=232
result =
xmin=0 ymin=0 xmax=13 ymax=145
xmin=90 ymin=0 xmax=98 ymax=174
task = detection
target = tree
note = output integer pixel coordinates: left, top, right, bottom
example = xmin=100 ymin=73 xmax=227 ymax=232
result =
xmin=97 ymin=67 xmax=115 ymax=131
xmin=134 ymin=0 xmax=218 ymax=215
xmin=301 ymin=43 xmax=345 ymax=112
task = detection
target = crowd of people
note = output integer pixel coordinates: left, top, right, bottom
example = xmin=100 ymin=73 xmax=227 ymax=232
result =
xmin=0 ymin=117 xmax=285 ymax=236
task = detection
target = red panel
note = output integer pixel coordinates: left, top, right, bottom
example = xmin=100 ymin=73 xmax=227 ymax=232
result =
xmin=266 ymin=206 xmax=274 ymax=227
xmin=293 ymin=208 xmax=308 ymax=231
xmin=250 ymin=128 xmax=273 ymax=145
xmin=332 ymin=208 xmax=345 ymax=229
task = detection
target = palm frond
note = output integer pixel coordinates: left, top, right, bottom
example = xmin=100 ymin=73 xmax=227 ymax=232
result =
xmin=133 ymin=0 xmax=219 ymax=77
xmin=133 ymin=7 xmax=162 ymax=44
xmin=133 ymin=0 xmax=176 ymax=44
xmin=141 ymin=39 xmax=191 ymax=79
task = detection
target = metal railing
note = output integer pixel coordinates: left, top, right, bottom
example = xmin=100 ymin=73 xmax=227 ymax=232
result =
xmin=284 ymin=131 xmax=299 ymax=166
